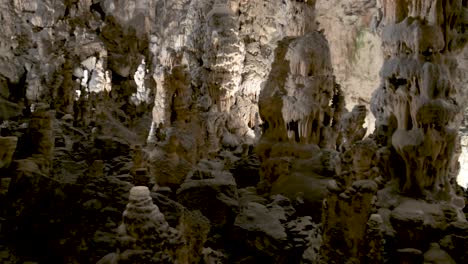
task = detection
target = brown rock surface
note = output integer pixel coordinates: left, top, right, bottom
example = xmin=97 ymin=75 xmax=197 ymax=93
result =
xmin=0 ymin=137 xmax=17 ymax=169
xmin=0 ymin=0 xmax=467 ymax=263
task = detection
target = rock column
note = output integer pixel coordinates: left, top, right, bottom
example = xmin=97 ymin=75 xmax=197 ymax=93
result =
xmin=371 ymin=0 xmax=467 ymax=198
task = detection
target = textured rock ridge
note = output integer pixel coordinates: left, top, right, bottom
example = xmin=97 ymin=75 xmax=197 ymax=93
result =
xmin=371 ymin=0 xmax=467 ymax=198
xmin=0 ymin=136 xmax=17 ymax=169
xmin=316 ymin=0 xmax=384 ymax=133
xmin=1 ymin=0 xmax=468 ymax=263
xmin=320 ymin=0 xmax=468 ymax=263
xmin=147 ymin=0 xmax=318 ymax=157
xmin=259 ymin=32 xmax=337 ymax=145
xmin=320 ymin=139 xmax=382 ymax=263
xmin=256 ymin=20 xmax=348 ymax=221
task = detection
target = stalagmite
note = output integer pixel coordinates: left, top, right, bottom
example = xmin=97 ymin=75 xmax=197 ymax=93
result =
xmin=1 ymin=0 xmax=467 ymax=263
xmin=372 ymin=0 xmax=466 ymax=197
xmin=98 ymin=186 xmax=181 ymax=263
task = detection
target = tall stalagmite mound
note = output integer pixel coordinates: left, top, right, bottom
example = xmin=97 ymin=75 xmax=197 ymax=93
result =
xmin=320 ymin=0 xmax=468 ymax=263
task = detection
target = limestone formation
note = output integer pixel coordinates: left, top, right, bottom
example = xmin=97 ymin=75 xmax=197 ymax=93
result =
xmin=0 ymin=136 xmax=17 ymax=169
xmin=177 ymin=160 xmax=239 ymax=228
xmin=201 ymin=247 xmax=227 ymax=264
xmin=147 ymin=0 xmax=320 ymax=155
xmin=286 ymin=216 xmax=322 ymax=263
xmin=423 ymin=243 xmax=456 ymax=264
xmin=338 ymin=104 xmax=368 ymax=151
xmin=232 ymin=202 xmax=288 ymax=260
xmin=204 ymin=1 xmax=244 ymax=112
xmin=259 ymin=32 xmax=337 ymax=145
xmin=1 ymin=0 xmax=468 ymax=263
xmin=316 ymin=0 xmax=384 ymax=133
xmin=320 ymin=1 xmax=468 ymax=262
xmin=148 ymin=136 xmax=193 ymax=189
xmin=101 ymin=186 xmax=181 ymax=264
xmin=255 ymin=11 xmax=348 ymax=220
xmin=371 ymin=0 xmax=467 ymax=198
xmin=320 ymin=139 xmax=381 ymax=263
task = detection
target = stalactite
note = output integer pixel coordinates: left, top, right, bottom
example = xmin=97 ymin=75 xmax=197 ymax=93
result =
xmin=373 ymin=0 xmax=467 ymax=197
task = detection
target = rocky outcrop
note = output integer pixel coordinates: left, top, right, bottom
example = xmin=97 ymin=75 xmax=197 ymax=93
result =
xmin=255 ymin=16 xmax=346 ymax=220
xmin=320 ymin=139 xmax=381 ymax=263
xmin=1 ymin=0 xmax=468 ymax=263
xmin=147 ymin=0 xmax=319 ymax=158
xmin=320 ymin=0 xmax=468 ymax=262
xmin=316 ymin=0 xmax=384 ymax=133
xmin=177 ymin=160 xmax=239 ymax=228
xmin=98 ymin=186 xmax=181 ymax=263
xmin=98 ymin=186 xmax=212 ymax=264
xmin=371 ymin=0 xmax=467 ymax=198
xmin=258 ymin=32 xmax=338 ymax=145
xmin=28 ymin=107 xmax=54 ymax=165
xmin=0 ymin=136 xmax=17 ymax=169
xmin=232 ymin=202 xmax=288 ymax=262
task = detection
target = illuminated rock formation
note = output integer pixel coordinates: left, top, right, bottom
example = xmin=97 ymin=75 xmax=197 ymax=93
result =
xmin=203 ymin=1 xmax=244 ymax=112
xmin=321 ymin=1 xmax=468 ymax=263
xmin=259 ymin=32 xmax=337 ymax=145
xmin=371 ymin=0 xmax=467 ymax=198
xmin=256 ymin=27 xmax=346 ymax=215
xmin=2 ymin=0 xmax=468 ymax=263
xmin=320 ymin=139 xmax=381 ymax=262
xmin=147 ymin=0 xmax=318 ymax=151
xmin=338 ymin=104 xmax=368 ymax=151
xmin=316 ymin=0 xmax=384 ymax=133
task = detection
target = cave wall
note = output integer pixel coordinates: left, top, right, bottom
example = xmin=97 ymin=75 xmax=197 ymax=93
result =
xmin=1 ymin=0 xmax=468 ymax=263
xmin=1 ymin=0 xmax=392 ymax=165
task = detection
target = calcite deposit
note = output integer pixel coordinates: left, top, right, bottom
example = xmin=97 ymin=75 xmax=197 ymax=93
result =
xmin=0 ymin=0 xmax=467 ymax=263
xmin=0 ymin=136 xmax=17 ymax=169
xmin=371 ymin=0 xmax=466 ymax=197
xmin=320 ymin=0 xmax=468 ymax=263
xmin=98 ymin=186 xmax=181 ymax=263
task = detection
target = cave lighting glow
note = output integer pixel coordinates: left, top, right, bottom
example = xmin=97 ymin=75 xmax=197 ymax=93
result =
xmin=458 ymin=145 xmax=468 ymax=188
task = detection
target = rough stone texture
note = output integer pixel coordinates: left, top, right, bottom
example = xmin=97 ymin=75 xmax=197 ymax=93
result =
xmin=230 ymin=148 xmax=260 ymax=188
xmin=28 ymin=108 xmax=54 ymax=166
xmin=423 ymin=243 xmax=456 ymax=264
xmin=286 ymin=216 xmax=322 ymax=263
xmin=232 ymin=202 xmax=287 ymax=259
xmin=316 ymin=0 xmax=384 ymax=133
xmin=259 ymin=32 xmax=337 ymax=145
xmin=97 ymin=186 xmax=181 ymax=264
xmin=176 ymin=160 xmax=239 ymax=228
xmin=320 ymin=139 xmax=381 ymax=263
xmin=256 ymin=24 xmax=347 ymax=221
xmin=201 ymin=247 xmax=227 ymax=264
xmin=371 ymin=0 xmax=467 ymax=198
xmin=147 ymin=0 xmax=318 ymax=159
xmin=0 ymin=0 xmax=467 ymax=263
xmin=320 ymin=1 xmax=468 ymax=262
xmin=0 ymin=137 xmax=17 ymax=169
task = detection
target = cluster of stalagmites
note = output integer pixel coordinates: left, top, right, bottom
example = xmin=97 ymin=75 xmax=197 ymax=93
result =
xmin=1 ymin=0 xmax=468 ymax=263
xmin=318 ymin=0 xmax=468 ymax=263
xmin=146 ymin=0 xmax=320 ymax=160
xmin=253 ymin=0 xmax=468 ymax=263
xmin=371 ymin=0 xmax=468 ymax=197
